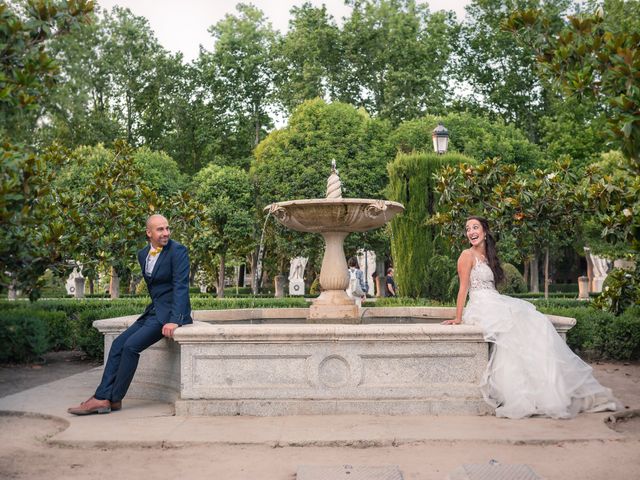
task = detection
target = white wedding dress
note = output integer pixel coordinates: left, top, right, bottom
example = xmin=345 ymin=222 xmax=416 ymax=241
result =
xmin=462 ymin=258 xmax=620 ymax=419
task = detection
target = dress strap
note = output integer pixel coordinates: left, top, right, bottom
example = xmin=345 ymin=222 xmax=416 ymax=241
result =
xmin=472 ymin=254 xmax=487 ymax=265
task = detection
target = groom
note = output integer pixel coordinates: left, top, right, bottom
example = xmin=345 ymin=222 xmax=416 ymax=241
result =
xmin=68 ymin=214 xmax=192 ymax=415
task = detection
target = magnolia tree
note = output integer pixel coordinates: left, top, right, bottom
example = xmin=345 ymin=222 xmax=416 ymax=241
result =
xmin=191 ymin=164 xmax=255 ymax=298
xmin=507 ymin=5 xmax=640 ymax=309
xmin=57 ymin=142 xmax=159 ymax=298
xmin=430 ymin=157 xmax=580 ymax=298
xmin=1 ymin=0 xmax=94 ymax=300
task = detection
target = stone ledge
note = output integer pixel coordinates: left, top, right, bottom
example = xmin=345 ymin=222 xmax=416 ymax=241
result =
xmin=172 ymin=323 xmax=487 ymax=343
xmin=174 ymin=398 xmax=493 ymax=416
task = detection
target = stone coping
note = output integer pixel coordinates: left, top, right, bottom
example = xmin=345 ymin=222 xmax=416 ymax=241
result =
xmin=172 ymin=322 xmax=487 ymax=343
xmin=93 ymin=308 xmax=576 ymax=341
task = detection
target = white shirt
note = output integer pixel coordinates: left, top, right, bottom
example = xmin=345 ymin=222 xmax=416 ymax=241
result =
xmin=145 ymin=244 xmax=162 ymax=276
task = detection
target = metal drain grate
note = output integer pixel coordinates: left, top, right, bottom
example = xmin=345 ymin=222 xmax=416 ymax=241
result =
xmin=448 ymin=463 xmax=541 ymax=480
xmin=297 ymin=465 xmax=403 ymax=480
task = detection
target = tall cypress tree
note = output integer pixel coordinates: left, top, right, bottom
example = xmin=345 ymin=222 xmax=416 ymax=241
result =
xmin=387 ymin=151 xmax=473 ymax=299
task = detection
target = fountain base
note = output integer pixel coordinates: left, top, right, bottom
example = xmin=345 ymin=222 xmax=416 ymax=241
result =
xmin=309 ymin=290 xmax=360 ymax=321
xmin=93 ymin=308 xmax=576 ymax=417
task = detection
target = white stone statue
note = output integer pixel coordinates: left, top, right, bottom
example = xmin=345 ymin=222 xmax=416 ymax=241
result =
xmin=194 ymin=269 xmax=208 ymax=293
xmin=289 ymin=256 xmax=308 ymax=295
xmin=65 ymin=264 xmax=85 ymax=298
xmin=356 ymin=249 xmax=377 ymax=296
xmin=584 ymin=247 xmax=610 ymax=293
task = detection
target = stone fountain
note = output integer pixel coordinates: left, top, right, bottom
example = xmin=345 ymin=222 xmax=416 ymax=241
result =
xmin=93 ymin=162 xmax=577 ymax=417
xmin=265 ymin=160 xmax=404 ymax=321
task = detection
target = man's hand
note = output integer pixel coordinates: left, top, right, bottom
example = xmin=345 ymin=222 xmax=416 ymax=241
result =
xmin=162 ymin=323 xmax=179 ymax=338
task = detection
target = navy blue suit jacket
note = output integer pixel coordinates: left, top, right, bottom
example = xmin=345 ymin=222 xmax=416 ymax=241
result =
xmin=138 ymin=239 xmax=192 ymax=326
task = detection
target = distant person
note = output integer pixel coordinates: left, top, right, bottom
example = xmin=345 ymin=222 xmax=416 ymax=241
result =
xmin=385 ymin=267 xmax=396 ymax=297
xmin=68 ymin=214 xmax=192 ymax=415
xmin=346 ymin=257 xmax=366 ymax=307
xmin=442 ymin=216 xmax=620 ymax=419
xmin=371 ymin=271 xmax=379 ymax=296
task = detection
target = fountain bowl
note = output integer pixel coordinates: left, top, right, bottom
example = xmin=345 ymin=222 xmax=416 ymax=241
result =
xmin=264 ymin=198 xmax=405 ymax=320
xmin=265 ymin=198 xmax=404 ymax=233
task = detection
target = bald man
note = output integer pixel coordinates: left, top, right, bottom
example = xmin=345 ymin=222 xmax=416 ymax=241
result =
xmin=68 ymin=214 xmax=192 ymax=415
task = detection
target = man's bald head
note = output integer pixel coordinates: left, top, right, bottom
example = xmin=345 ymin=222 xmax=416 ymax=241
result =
xmin=146 ymin=214 xmax=170 ymax=247
xmin=146 ymin=214 xmax=168 ymax=230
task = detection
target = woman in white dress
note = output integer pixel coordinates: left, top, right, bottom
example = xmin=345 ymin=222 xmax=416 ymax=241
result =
xmin=442 ymin=216 xmax=620 ymax=419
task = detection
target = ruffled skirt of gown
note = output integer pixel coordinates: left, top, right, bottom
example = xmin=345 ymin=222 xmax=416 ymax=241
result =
xmin=463 ymin=289 xmax=620 ymax=419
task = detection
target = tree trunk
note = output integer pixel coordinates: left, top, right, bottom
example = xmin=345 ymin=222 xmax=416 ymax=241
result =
xmin=254 ymin=103 xmax=261 ymax=147
xmin=529 ymin=253 xmax=539 ymax=293
xmin=238 ymin=264 xmax=245 ymax=288
xmin=544 ymin=246 xmax=550 ymax=300
xmin=217 ymin=253 xmax=225 ymax=298
xmin=110 ymin=267 xmax=120 ymax=299
xmin=251 ymin=248 xmax=259 ymax=295
xmin=523 ymin=261 xmax=529 ymax=290
xmin=255 ymin=117 xmax=261 ymax=148
xmin=89 ymin=277 xmax=95 ymax=295
xmin=126 ymin=92 xmax=133 ymax=144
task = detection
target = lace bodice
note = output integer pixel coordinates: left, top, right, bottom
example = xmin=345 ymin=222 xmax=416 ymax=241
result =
xmin=469 ymin=259 xmax=496 ymax=292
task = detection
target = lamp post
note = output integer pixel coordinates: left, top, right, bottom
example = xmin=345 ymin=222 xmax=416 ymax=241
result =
xmin=432 ymin=122 xmax=449 ymax=154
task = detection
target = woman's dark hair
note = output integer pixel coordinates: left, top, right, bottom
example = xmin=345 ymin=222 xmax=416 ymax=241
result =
xmin=348 ymin=257 xmax=359 ymax=268
xmin=466 ymin=216 xmax=504 ymax=285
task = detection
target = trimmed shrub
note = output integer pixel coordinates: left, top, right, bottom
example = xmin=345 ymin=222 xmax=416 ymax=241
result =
xmin=498 ymin=263 xmax=527 ymax=294
xmin=391 ymin=113 xmax=542 ymax=169
xmin=0 ymin=310 xmax=52 ymax=362
xmin=548 ymin=283 xmax=579 ymax=293
xmin=606 ymin=306 xmax=640 ymax=360
xmin=0 ymin=297 xmax=310 ymax=361
xmin=511 ymin=292 xmax=580 ymax=299
xmin=45 ymin=309 xmax=75 ymax=351
xmin=75 ymin=305 xmax=143 ymax=360
xmin=530 ymin=298 xmax=588 ymax=309
xmin=366 ymin=297 xmax=445 ymax=307
xmin=539 ymin=304 xmax=640 ymax=360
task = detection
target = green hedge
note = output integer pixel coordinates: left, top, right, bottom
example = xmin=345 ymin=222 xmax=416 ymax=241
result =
xmin=529 ymin=298 xmax=596 ymax=309
xmin=540 ymin=305 xmax=640 ymax=360
xmin=365 ymin=297 xmax=446 ymax=307
xmin=499 ymin=263 xmax=527 ymax=294
xmin=510 ymin=292 xmax=582 ymax=299
xmin=3 ymin=296 xmax=636 ymax=363
xmin=549 ymin=283 xmax=579 ymax=293
xmin=0 ymin=309 xmax=68 ymax=362
xmin=0 ymin=297 xmax=309 ymax=362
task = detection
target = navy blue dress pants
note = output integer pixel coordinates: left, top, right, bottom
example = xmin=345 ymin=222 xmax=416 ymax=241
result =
xmin=94 ymin=313 xmax=164 ymax=403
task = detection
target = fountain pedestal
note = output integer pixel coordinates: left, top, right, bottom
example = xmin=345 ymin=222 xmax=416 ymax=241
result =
xmin=310 ymin=231 xmax=359 ymax=321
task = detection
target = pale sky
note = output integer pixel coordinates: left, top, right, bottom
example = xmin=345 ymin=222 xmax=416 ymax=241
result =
xmin=96 ymin=0 xmax=470 ymax=61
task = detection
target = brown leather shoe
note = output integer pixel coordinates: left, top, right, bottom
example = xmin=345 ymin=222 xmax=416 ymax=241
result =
xmin=67 ymin=396 xmax=111 ymax=415
xmin=111 ymin=401 xmax=122 ymax=411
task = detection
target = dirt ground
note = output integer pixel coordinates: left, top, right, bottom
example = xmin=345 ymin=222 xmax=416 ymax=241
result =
xmin=0 ymin=355 xmax=638 ymax=480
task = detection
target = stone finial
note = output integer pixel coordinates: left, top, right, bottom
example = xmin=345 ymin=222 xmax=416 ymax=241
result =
xmin=326 ymin=160 xmax=342 ymax=198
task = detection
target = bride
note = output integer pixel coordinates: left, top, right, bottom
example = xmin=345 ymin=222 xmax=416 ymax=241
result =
xmin=442 ymin=216 xmax=620 ymax=419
